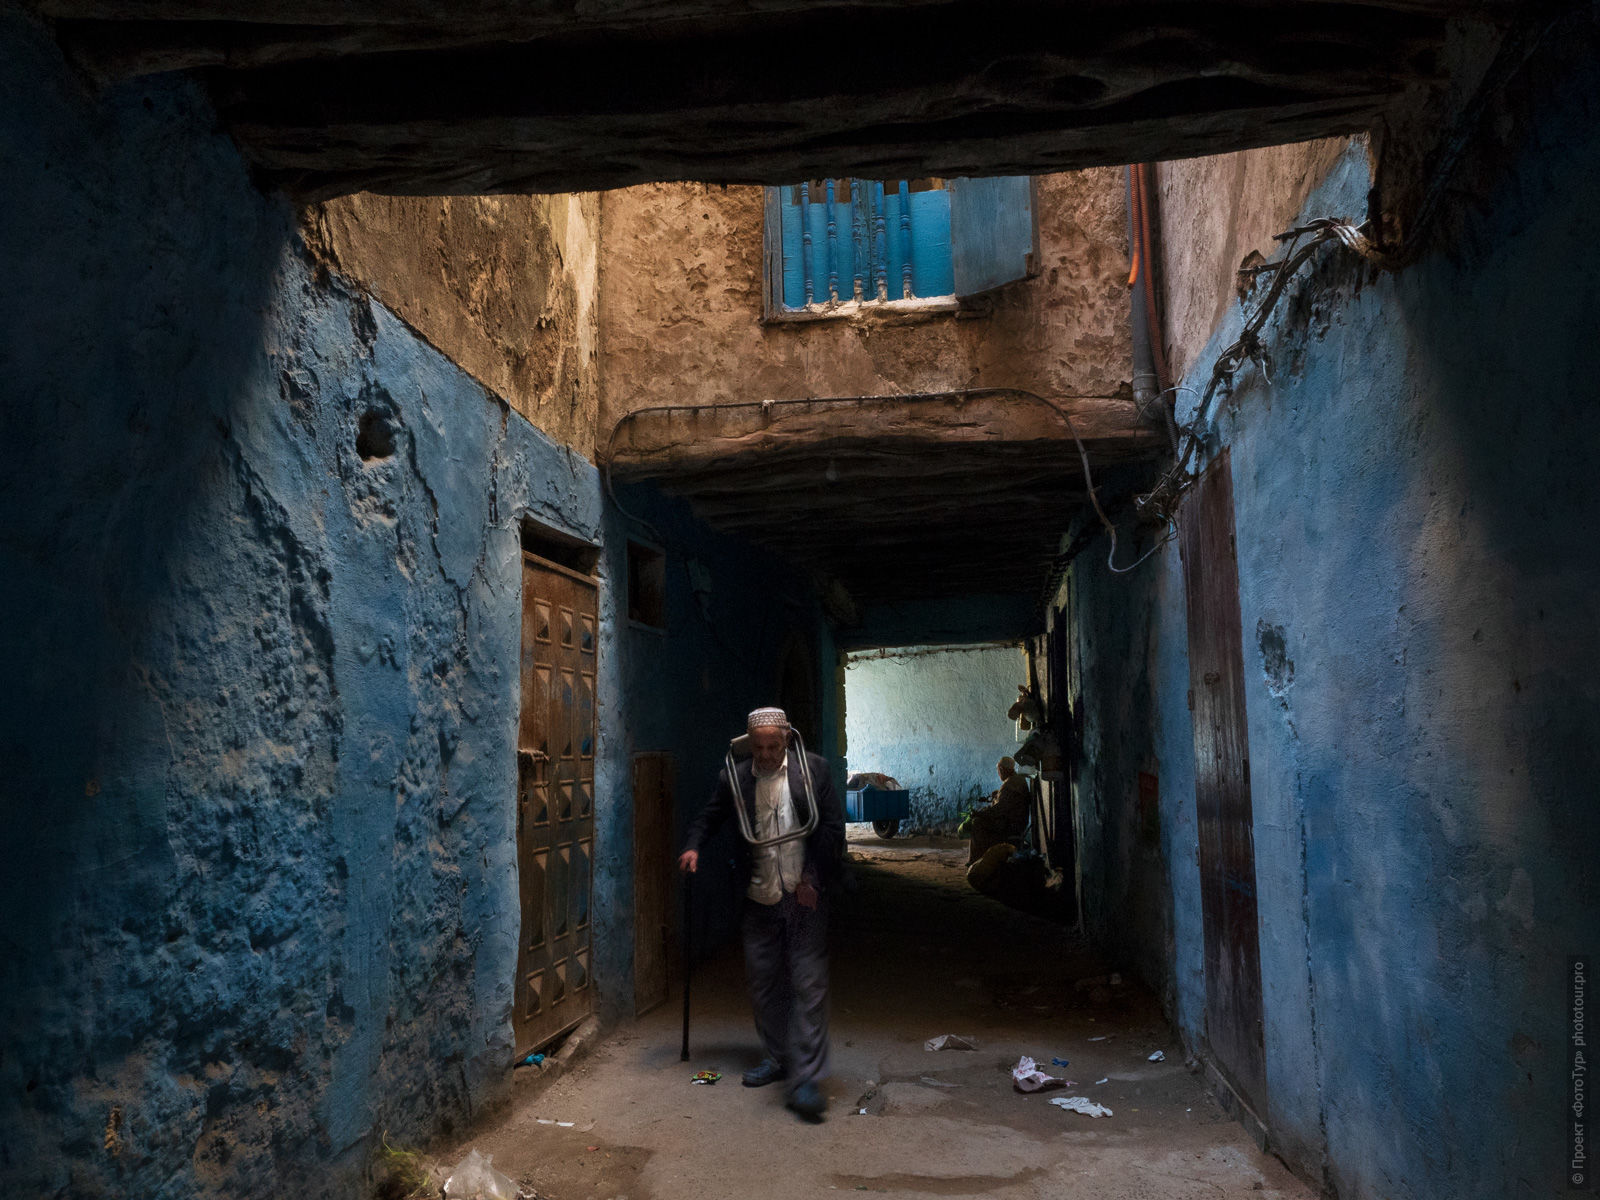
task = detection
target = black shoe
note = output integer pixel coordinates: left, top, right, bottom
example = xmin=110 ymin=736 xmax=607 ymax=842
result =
xmin=741 ymin=1059 xmax=788 ymax=1088
xmin=786 ymin=1081 xmax=826 ymax=1121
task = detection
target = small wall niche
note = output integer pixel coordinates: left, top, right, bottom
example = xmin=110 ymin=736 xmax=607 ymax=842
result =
xmin=521 ymin=518 xmax=600 ymax=575
xmin=356 ymin=409 xmax=398 ymax=461
xmin=627 ymin=540 xmax=666 ymax=629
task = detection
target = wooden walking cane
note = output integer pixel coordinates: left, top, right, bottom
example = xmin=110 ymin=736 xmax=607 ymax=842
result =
xmin=680 ymin=869 xmax=692 ymax=1061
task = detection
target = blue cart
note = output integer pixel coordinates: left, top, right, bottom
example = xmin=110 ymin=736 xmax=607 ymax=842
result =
xmin=844 ymin=775 xmax=911 ymax=839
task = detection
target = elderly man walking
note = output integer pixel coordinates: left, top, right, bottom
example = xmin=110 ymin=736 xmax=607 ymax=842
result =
xmin=678 ymin=707 xmax=845 ymax=1121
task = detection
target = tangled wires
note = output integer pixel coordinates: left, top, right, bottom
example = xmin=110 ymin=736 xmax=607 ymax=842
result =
xmin=1124 ymin=217 xmax=1375 ymax=553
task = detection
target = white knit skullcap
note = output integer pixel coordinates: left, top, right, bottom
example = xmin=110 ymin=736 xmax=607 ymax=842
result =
xmin=747 ymin=707 xmax=789 ymax=731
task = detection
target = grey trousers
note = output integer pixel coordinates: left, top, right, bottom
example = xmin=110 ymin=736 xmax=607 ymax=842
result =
xmin=741 ymin=890 xmax=829 ymax=1086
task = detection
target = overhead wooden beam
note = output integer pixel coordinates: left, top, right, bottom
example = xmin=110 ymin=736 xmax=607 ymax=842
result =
xmin=700 ymin=492 xmax=1088 ymax=534
xmin=38 ymin=0 xmax=1499 ymax=80
xmin=608 ymin=393 xmax=1159 ymax=477
xmin=33 ymin=0 xmax=1473 ymax=196
xmin=685 ymin=481 xmax=1086 ymax=516
xmin=756 ymin=526 xmax=1062 ymax=556
xmin=628 ymin=447 xmax=1122 ymax=496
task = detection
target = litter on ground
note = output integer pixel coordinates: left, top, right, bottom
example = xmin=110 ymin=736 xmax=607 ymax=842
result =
xmin=1148 ymin=1050 xmax=1165 ymax=1062
xmin=925 ymin=1034 xmax=978 ymax=1051
xmin=1011 ymin=1055 xmax=1067 ymax=1093
xmin=443 ymin=1148 xmax=517 ymax=1200
xmin=1050 ymin=1096 xmax=1114 ymax=1118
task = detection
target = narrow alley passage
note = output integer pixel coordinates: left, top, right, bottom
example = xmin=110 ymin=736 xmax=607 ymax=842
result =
xmin=9 ymin=5 xmax=1598 ymax=1198
xmin=455 ymin=836 xmax=1310 ymax=1200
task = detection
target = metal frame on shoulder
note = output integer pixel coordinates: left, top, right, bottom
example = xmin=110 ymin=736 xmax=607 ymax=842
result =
xmin=724 ymin=728 xmax=821 ymax=848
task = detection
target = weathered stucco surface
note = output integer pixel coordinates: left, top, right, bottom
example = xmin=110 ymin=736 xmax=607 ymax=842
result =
xmin=303 ymin=192 xmax=602 ymax=458
xmin=844 ymin=645 xmax=1025 ymax=831
xmin=597 ymin=172 xmax=1130 ymax=442
xmin=0 ymin=19 xmax=854 ymax=1197
xmin=0 ymin=22 xmax=590 ymax=1193
xmin=1068 ymin=35 xmax=1600 ymax=1199
xmin=1154 ymin=137 xmax=1354 ymax=381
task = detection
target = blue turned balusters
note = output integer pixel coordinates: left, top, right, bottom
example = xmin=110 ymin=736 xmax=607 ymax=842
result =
xmin=825 ymin=179 xmax=839 ymax=303
xmin=872 ymin=181 xmax=888 ymax=301
xmin=799 ymin=181 xmax=814 ymax=306
xmin=899 ymin=180 xmax=913 ymax=298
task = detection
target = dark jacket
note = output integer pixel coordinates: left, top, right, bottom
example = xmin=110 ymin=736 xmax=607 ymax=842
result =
xmin=683 ymin=751 xmax=846 ymax=892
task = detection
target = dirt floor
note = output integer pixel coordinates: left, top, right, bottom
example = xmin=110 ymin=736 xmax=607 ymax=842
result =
xmin=447 ymin=832 xmax=1312 ymax=1200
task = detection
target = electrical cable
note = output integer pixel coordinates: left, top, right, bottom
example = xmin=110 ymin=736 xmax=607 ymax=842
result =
xmin=602 ymin=385 xmax=1160 ymax=606
xmin=608 ymin=8 xmax=1570 ymax=606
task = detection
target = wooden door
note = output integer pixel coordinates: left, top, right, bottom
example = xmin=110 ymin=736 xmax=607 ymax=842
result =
xmin=1179 ymin=450 xmax=1267 ymax=1111
xmin=632 ymin=753 xmax=675 ymax=1017
xmin=515 ymin=552 xmax=597 ymax=1052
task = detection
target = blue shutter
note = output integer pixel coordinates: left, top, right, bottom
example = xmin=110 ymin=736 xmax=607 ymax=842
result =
xmin=949 ymin=176 xmax=1037 ymax=296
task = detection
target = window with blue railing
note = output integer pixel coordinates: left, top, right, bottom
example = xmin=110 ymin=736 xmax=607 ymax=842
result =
xmin=763 ymin=175 xmax=1038 ymax=316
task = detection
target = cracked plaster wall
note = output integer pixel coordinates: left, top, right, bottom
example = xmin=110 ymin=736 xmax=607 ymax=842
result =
xmin=1066 ymin=38 xmax=1600 ymax=1200
xmin=301 ymin=191 xmax=602 ymax=459
xmin=596 ymin=173 xmax=1131 ymax=442
xmin=0 ymin=16 xmax=621 ymax=1198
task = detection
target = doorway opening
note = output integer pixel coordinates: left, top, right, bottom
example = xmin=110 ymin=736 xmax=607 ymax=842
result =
xmin=842 ymin=642 xmax=1029 ymax=840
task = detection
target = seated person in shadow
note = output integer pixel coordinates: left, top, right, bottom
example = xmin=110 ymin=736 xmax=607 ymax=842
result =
xmin=966 ymin=756 xmax=1031 ymax=865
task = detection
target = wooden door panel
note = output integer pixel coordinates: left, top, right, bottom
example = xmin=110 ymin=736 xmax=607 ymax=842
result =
xmin=515 ymin=553 xmax=597 ymax=1052
xmin=1180 ymin=450 xmax=1267 ymax=1111
xmin=632 ymin=753 xmax=674 ymax=1017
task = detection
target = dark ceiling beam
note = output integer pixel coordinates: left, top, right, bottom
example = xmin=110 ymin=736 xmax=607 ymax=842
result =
xmin=614 ymin=437 xmax=1157 ymax=489
xmin=686 ymin=478 xmax=1087 ymax=521
xmin=842 ymin=569 xmax=1058 ymax=604
xmin=37 ymin=0 xmax=1504 ymax=79
xmin=757 ymin=528 xmax=1062 ymax=558
xmin=33 ymin=0 xmax=1475 ymax=196
xmin=607 ymin=393 xmax=1156 ymax=476
xmin=621 ymin=450 xmax=1120 ymax=496
xmin=700 ymin=499 xmax=1088 ymax=534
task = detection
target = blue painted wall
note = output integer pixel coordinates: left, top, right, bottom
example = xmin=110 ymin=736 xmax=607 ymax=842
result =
xmin=0 ymin=15 xmax=839 ymax=1197
xmin=844 ymin=645 xmax=1025 ymax=830
xmin=1068 ymin=49 xmax=1600 ymax=1200
xmin=604 ymin=482 xmax=843 ymax=954
xmin=0 ymin=20 xmax=600 ymax=1196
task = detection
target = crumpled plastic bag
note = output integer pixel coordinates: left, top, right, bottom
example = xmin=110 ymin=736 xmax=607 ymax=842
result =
xmin=444 ymin=1148 xmax=517 ymax=1200
xmin=924 ymin=1034 xmax=977 ymax=1051
xmin=1050 ymin=1096 xmax=1113 ymax=1118
xmin=1011 ymin=1055 xmax=1067 ymax=1093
